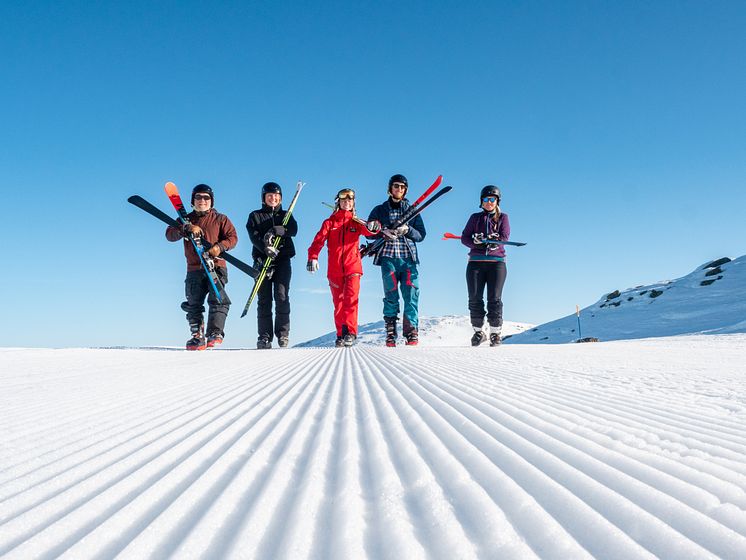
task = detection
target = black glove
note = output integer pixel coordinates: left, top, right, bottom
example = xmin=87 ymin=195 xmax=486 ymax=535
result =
xmin=272 ymin=225 xmax=287 ymax=237
xmin=265 ymin=245 xmax=279 ymax=258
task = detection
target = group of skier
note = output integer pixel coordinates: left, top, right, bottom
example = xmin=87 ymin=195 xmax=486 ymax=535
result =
xmin=164 ymin=174 xmax=510 ymax=350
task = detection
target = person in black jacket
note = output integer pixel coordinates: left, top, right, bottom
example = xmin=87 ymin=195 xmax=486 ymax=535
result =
xmin=246 ymin=182 xmax=298 ymax=349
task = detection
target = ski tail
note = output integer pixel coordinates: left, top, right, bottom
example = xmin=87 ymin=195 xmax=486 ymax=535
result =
xmin=240 ymin=180 xmax=306 ymax=318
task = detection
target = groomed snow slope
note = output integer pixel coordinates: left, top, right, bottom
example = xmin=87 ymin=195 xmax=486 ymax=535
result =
xmin=2 ymin=337 xmax=746 ymax=559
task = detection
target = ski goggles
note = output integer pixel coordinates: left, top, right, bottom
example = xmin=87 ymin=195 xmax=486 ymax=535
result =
xmin=336 ymin=189 xmax=355 ymax=200
xmin=482 ymin=196 xmax=498 ymax=203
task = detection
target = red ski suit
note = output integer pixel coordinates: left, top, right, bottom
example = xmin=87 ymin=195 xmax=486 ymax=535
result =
xmin=307 ymin=210 xmax=375 ymax=337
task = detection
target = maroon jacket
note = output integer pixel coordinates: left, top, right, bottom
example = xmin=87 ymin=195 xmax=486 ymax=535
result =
xmin=166 ymin=208 xmax=238 ymax=272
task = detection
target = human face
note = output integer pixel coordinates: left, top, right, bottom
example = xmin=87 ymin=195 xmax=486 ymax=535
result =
xmin=390 ymin=182 xmax=407 ymax=200
xmin=193 ymin=193 xmax=212 ymax=211
xmin=481 ymin=196 xmax=498 ymax=211
xmin=339 ymin=197 xmax=354 ymax=211
xmin=264 ymin=192 xmax=281 ymax=208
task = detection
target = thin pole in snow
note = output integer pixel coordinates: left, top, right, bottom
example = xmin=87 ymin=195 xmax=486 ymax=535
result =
xmin=576 ymin=305 xmax=583 ymax=340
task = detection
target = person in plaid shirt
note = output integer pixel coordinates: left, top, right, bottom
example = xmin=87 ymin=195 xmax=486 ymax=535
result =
xmin=366 ymin=174 xmax=427 ymax=346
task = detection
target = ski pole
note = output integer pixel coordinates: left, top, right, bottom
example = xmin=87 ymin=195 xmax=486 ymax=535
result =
xmin=576 ymin=305 xmax=582 ymax=340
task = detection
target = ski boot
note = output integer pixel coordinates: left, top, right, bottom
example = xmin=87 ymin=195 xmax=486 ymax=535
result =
xmin=343 ymin=333 xmax=356 ymax=347
xmin=257 ymin=335 xmax=272 ymax=350
xmin=490 ymin=327 xmax=502 ymax=347
xmin=384 ymin=317 xmax=398 ymax=347
xmin=206 ymin=332 xmax=223 ymax=348
xmin=471 ymin=329 xmax=487 ymax=347
xmin=278 ymin=336 xmax=289 ymax=348
xmin=405 ymin=329 xmax=419 ymax=346
xmin=335 ymin=336 xmax=344 ymax=348
xmin=187 ymin=323 xmax=207 ymax=351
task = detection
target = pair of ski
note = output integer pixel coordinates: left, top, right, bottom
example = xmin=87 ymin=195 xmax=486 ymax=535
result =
xmin=360 ymin=175 xmax=452 ymax=258
xmin=128 ymin=183 xmax=262 ymax=310
xmin=441 ymin=232 xmax=527 ymax=246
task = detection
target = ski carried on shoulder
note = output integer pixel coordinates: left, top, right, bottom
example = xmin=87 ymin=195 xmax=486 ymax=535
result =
xmin=441 ymin=232 xmax=527 ymax=246
xmin=128 ymin=194 xmax=260 ymax=282
xmin=361 ymin=175 xmax=450 ymax=258
xmin=240 ymin=180 xmax=306 ymax=318
xmin=163 ymin=182 xmax=228 ymax=304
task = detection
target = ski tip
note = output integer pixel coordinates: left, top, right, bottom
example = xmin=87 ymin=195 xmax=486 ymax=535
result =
xmin=164 ymin=181 xmax=178 ymax=194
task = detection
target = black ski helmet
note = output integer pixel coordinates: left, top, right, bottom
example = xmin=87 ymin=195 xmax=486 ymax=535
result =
xmin=388 ymin=173 xmax=408 ymax=195
xmin=479 ymin=185 xmax=501 ymax=206
xmin=261 ymin=181 xmax=282 ymax=202
xmin=191 ymin=183 xmax=214 ymax=206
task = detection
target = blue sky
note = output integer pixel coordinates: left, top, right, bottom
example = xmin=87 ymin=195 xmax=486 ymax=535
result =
xmin=2 ymin=1 xmax=745 ymax=347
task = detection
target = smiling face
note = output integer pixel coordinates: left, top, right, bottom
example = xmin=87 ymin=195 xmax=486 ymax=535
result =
xmin=481 ymin=196 xmax=498 ymax=212
xmin=389 ymin=182 xmax=407 ymax=201
xmin=339 ymin=197 xmax=354 ymax=211
xmin=264 ymin=192 xmax=282 ymax=208
xmin=193 ymin=193 xmax=212 ymax=211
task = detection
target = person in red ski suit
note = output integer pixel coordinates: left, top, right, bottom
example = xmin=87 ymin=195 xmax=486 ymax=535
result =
xmin=306 ymin=188 xmax=381 ymax=347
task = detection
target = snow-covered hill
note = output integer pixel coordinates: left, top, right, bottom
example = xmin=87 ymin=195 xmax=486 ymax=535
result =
xmin=507 ymin=255 xmax=746 ymax=344
xmin=296 ymin=315 xmax=533 ymax=347
xmin=2 ymin=338 xmax=746 ymax=559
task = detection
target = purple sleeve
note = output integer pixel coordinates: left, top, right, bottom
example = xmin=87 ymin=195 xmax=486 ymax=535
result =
xmin=461 ymin=214 xmax=478 ymax=249
xmin=500 ymin=213 xmax=510 ymax=242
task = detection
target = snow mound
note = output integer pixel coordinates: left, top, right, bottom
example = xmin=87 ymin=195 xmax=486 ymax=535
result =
xmin=507 ymin=255 xmax=746 ymax=344
xmin=296 ymin=315 xmax=533 ymax=347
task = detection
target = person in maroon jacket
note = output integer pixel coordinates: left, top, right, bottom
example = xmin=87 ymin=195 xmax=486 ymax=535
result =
xmin=166 ymin=184 xmax=238 ymax=350
xmin=307 ymin=188 xmax=380 ymax=347
xmin=460 ymin=185 xmax=510 ymax=347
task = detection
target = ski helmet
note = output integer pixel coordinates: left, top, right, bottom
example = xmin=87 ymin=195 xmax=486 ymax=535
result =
xmin=191 ymin=183 xmax=214 ymax=206
xmin=479 ymin=185 xmax=501 ymax=206
xmin=388 ymin=173 xmax=408 ymax=195
xmin=261 ymin=181 xmax=282 ymax=202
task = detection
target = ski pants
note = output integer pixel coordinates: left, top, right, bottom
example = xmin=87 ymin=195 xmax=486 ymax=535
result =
xmin=380 ymin=257 xmax=419 ymax=333
xmin=257 ymin=259 xmax=291 ymax=341
xmin=329 ymin=273 xmax=362 ymax=337
xmin=466 ymin=260 xmax=507 ymax=329
xmin=181 ymin=267 xmax=230 ymax=335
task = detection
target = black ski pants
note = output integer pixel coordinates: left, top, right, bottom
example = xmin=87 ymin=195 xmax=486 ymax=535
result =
xmin=466 ymin=260 xmax=507 ymax=329
xmin=257 ymin=259 xmax=292 ymax=341
xmin=181 ymin=267 xmax=230 ymax=335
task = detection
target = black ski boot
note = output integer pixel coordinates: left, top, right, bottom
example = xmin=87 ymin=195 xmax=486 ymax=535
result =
xmin=471 ymin=330 xmax=487 ymax=347
xmin=278 ymin=336 xmax=289 ymax=348
xmin=257 ymin=335 xmax=271 ymax=349
xmin=343 ymin=333 xmax=356 ymax=347
xmin=384 ymin=317 xmax=398 ymax=347
xmin=335 ymin=336 xmax=344 ymax=348
xmin=207 ymin=331 xmax=223 ymax=348
xmin=490 ymin=333 xmax=502 ymax=346
xmin=187 ymin=323 xmax=206 ymax=351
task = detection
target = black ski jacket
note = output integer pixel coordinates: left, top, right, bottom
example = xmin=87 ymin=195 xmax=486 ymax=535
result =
xmin=246 ymin=204 xmax=299 ymax=263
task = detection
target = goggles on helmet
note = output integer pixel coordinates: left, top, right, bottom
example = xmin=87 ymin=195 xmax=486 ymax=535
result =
xmin=336 ymin=188 xmax=355 ymax=200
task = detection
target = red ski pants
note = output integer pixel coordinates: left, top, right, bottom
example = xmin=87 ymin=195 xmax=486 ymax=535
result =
xmin=328 ymin=274 xmax=361 ymax=336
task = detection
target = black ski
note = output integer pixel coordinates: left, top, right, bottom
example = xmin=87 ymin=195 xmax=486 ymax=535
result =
xmin=361 ymin=185 xmax=453 ymax=258
xmin=127 ymin=195 xmax=260 ymax=279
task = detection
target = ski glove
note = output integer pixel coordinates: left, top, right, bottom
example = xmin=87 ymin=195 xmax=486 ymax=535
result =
xmin=486 ymin=232 xmax=500 ymax=241
xmin=366 ymin=220 xmax=381 ymax=233
xmin=472 ymin=233 xmax=486 ymax=245
xmin=394 ymin=224 xmax=409 ymax=236
xmin=272 ymin=225 xmax=287 ymax=237
xmin=207 ymin=244 xmax=222 ymax=258
xmin=307 ymin=259 xmax=319 ymax=273
xmin=265 ymin=245 xmax=279 ymax=259
xmin=183 ymin=223 xmax=202 ymax=237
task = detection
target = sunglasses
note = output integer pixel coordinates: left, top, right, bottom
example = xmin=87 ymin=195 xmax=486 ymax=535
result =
xmin=194 ymin=194 xmax=211 ymax=201
xmin=391 ymin=183 xmax=407 ymax=190
xmin=482 ymin=196 xmax=498 ymax=203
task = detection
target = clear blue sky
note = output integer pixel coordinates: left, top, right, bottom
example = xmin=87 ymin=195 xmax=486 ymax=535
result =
xmin=2 ymin=1 xmax=745 ymax=347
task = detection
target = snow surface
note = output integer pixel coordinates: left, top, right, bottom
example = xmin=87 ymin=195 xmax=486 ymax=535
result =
xmin=508 ymin=256 xmax=746 ymax=344
xmin=2 ymin=336 xmax=746 ymax=559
